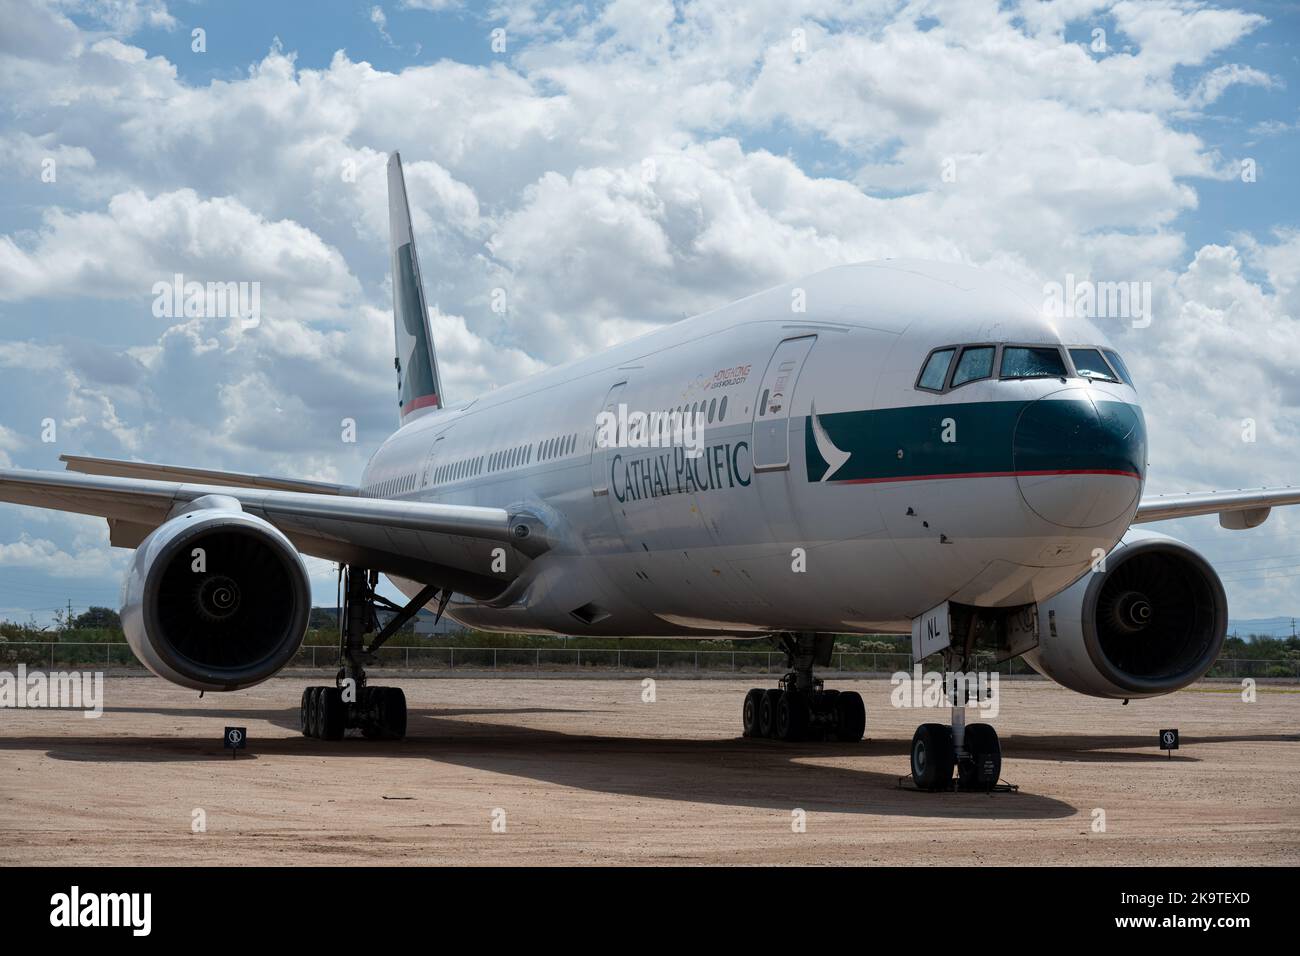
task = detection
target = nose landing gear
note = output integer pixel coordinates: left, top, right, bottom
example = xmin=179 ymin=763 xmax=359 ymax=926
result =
xmin=907 ymin=698 xmax=1004 ymax=792
xmin=741 ymin=632 xmax=866 ymax=742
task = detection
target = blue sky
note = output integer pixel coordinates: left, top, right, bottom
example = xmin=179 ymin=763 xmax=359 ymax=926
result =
xmin=1 ymin=0 xmax=1298 ymax=627
xmin=100 ymin=0 xmax=1300 ymax=284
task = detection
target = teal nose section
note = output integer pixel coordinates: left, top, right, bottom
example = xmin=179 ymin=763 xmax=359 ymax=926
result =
xmin=1013 ymin=391 xmax=1145 ymax=529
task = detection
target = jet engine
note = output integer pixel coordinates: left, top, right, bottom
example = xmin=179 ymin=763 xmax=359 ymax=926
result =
xmin=1022 ymin=529 xmax=1227 ymax=699
xmin=121 ymin=497 xmax=311 ymax=691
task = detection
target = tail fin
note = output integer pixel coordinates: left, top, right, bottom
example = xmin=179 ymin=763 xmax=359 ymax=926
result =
xmin=387 ymin=151 xmax=444 ymax=421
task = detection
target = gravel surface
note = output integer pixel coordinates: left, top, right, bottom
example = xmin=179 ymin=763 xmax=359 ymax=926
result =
xmin=1 ymin=676 xmax=1296 ymax=865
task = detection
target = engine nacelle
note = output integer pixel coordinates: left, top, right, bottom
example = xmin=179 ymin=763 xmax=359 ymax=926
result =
xmin=121 ymin=498 xmax=311 ymax=691
xmin=1022 ymin=529 xmax=1227 ymax=699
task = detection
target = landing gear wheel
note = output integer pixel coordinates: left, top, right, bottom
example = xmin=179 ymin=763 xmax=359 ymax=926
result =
xmin=308 ymin=686 xmax=327 ymax=739
xmin=775 ymin=690 xmax=808 ymax=741
xmin=958 ymin=723 xmax=1001 ymax=791
xmin=363 ymin=687 xmax=407 ymax=740
xmin=322 ymin=565 xmax=429 ymax=743
xmin=809 ymin=689 xmax=840 ymax=742
xmin=911 ymin=723 xmax=955 ymax=792
xmin=758 ymin=688 xmax=782 ymax=738
xmin=833 ymin=691 xmax=866 ymax=742
xmin=742 ymin=688 xmax=764 ymax=737
xmin=299 ymin=687 xmax=312 ymax=737
xmin=360 ymin=686 xmax=381 ymax=739
xmin=382 ymin=687 xmax=408 ymax=739
xmin=319 ymin=686 xmax=346 ymax=741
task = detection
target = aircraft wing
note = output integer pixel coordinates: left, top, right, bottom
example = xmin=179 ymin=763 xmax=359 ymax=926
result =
xmin=1134 ymin=486 xmax=1300 ymax=529
xmin=59 ymin=454 xmax=358 ymax=496
xmin=0 ymin=467 xmax=548 ymax=599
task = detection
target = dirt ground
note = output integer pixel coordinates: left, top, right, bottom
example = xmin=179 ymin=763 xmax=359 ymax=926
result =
xmin=1 ymin=676 xmax=1297 ymax=866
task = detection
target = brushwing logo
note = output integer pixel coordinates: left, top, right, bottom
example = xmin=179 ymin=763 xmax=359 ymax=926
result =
xmin=809 ymin=401 xmax=850 ymax=481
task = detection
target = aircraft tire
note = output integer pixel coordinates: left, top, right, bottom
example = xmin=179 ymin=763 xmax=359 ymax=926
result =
xmin=910 ymin=723 xmax=955 ymax=791
xmin=300 ymin=687 xmax=312 ymax=736
xmin=309 ymin=686 xmax=328 ymax=739
xmin=319 ymin=686 xmax=347 ymax=741
xmin=742 ymin=688 xmax=764 ymax=737
xmin=833 ymin=691 xmax=866 ymax=742
xmin=958 ymin=723 xmax=1001 ymax=791
xmin=759 ymin=688 xmax=782 ymax=738
xmin=775 ymin=689 xmax=807 ymax=741
xmin=376 ymin=687 xmax=408 ymax=740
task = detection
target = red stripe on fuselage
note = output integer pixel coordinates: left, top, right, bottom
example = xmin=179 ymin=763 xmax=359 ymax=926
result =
xmin=834 ymin=468 xmax=1141 ymax=485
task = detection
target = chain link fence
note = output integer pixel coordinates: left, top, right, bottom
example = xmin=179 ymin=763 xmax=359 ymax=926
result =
xmin=0 ymin=641 xmax=1296 ymax=680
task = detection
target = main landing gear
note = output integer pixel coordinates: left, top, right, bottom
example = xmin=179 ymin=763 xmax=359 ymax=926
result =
xmin=299 ymin=566 xmax=438 ymax=741
xmin=741 ymin=633 xmax=865 ymax=742
xmin=907 ymin=688 xmax=1002 ymax=792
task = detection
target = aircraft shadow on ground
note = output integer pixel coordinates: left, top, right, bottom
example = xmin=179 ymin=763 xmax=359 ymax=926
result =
xmin=13 ymin=701 xmax=1291 ymax=821
xmin=999 ymin=732 xmax=1298 ymax=763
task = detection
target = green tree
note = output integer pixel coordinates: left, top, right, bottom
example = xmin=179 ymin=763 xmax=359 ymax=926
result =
xmin=72 ymin=606 xmax=121 ymax=630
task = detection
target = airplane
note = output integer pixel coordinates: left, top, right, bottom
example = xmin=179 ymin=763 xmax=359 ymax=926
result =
xmin=2 ymin=151 xmax=1297 ymax=790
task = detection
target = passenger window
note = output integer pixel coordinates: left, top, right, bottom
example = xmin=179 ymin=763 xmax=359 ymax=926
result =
xmin=951 ymin=346 xmax=995 ymax=387
xmin=1000 ymin=346 xmax=1066 ymax=379
xmin=917 ymin=348 xmax=956 ymax=391
xmin=1069 ymin=348 xmax=1118 ymax=383
xmin=1102 ymin=349 xmax=1135 ymax=387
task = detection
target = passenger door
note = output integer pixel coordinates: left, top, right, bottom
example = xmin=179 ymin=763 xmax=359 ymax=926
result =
xmin=420 ymin=435 xmax=446 ymax=489
xmin=751 ymin=335 xmax=816 ymax=472
xmin=591 ymin=381 xmax=627 ymax=496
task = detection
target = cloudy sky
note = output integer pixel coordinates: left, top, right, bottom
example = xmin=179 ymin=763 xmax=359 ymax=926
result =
xmin=0 ymin=0 xmax=1297 ymax=631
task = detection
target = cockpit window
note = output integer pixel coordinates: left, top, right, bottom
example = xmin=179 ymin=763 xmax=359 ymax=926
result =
xmin=951 ymin=346 xmax=995 ymax=387
xmin=1068 ymin=348 xmax=1118 ymax=383
xmin=917 ymin=348 xmax=955 ymax=391
xmin=1000 ymin=346 xmax=1066 ymax=380
xmin=1102 ymin=349 xmax=1135 ymax=387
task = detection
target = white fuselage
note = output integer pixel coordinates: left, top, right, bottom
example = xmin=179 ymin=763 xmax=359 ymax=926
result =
xmin=360 ymin=261 xmax=1146 ymax=637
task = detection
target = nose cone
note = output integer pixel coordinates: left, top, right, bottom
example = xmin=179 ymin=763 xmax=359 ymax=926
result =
xmin=1013 ymin=389 xmax=1145 ymax=529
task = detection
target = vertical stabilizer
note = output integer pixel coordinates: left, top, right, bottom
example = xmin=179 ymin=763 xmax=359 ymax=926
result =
xmin=387 ymin=151 xmax=444 ymax=422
